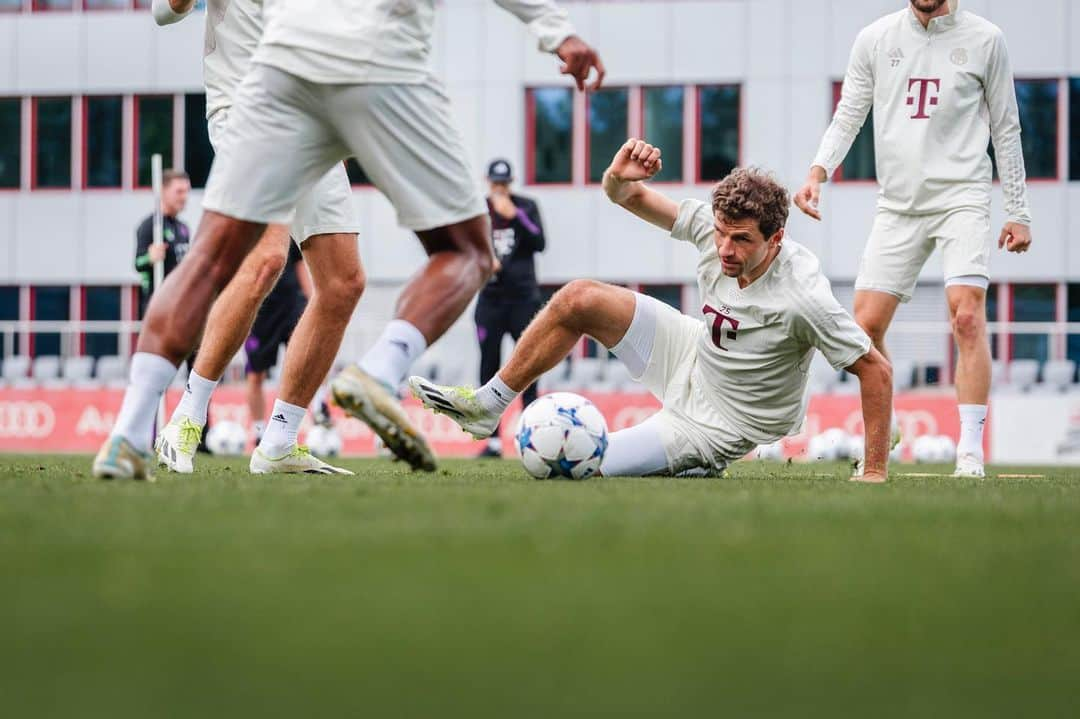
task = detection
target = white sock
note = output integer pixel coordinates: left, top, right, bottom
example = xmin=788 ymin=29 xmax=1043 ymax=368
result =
xmin=171 ymin=370 xmax=218 ymax=425
xmin=476 ymin=374 xmax=518 ymax=416
xmin=358 ymin=320 xmax=428 ymax=389
xmin=258 ymin=399 xmax=306 ymax=458
xmin=957 ymin=404 xmax=987 ymax=463
xmin=112 ymin=352 xmax=178 ymax=453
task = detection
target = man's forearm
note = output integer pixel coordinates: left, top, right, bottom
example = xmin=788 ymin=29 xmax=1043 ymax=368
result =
xmin=601 ymin=170 xmax=642 ymax=208
xmin=859 ymin=363 xmax=893 ymax=475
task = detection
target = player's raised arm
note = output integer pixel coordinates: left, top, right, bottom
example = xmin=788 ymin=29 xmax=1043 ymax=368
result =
xmin=493 ymin=0 xmax=605 ymax=90
xmin=151 ymin=0 xmax=196 ymax=26
xmin=601 ymin=139 xmax=678 ymax=232
xmin=794 ymin=28 xmax=875 ymax=221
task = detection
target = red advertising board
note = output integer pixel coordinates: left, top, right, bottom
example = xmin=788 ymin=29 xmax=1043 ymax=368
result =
xmin=0 ymin=388 xmax=983 ymax=460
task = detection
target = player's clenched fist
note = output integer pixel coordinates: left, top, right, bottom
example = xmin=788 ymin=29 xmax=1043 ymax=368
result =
xmin=606 ymin=139 xmax=663 ymax=182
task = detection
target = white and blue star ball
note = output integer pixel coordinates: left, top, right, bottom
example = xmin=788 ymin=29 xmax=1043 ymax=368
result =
xmin=515 ymin=392 xmax=609 ymax=480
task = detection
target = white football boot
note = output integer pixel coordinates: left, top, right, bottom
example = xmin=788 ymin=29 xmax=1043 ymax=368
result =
xmin=407 ymin=377 xmax=500 ymax=440
xmin=331 ymin=365 xmax=436 ymax=472
xmin=155 ymin=416 xmax=203 ymax=474
xmin=92 ymin=435 xmax=155 ymax=481
xmin=249 ymin=444 xmax=354 ymax=475
xmin=952 ymin=452 xmax=986 ymax=478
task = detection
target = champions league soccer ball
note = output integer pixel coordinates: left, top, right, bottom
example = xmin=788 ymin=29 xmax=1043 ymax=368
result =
xmin=206 ymin=421 xmax=248 ymax=456
xmin=515 ymin=392 xmax=609 ymax=480
xmin=305 ymin=425 xmax=343 ymax=457
xmin=912 ymin=434 xmax=958 ymax=464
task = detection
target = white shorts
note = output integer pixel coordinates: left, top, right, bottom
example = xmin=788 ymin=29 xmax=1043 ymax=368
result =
xmin=203 ymin=64 xmax=486 ymax=233
xmin=206 ymin=108 xmax=359 ymax=245
xmin=606 ymin=293 xmax=756 ymax=476
xmin=855 ymin=208 xmax=992 ymax=302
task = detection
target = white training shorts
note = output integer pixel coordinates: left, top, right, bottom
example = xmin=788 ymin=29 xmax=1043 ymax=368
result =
xmin=855 ymin=208 xmax=992 ymax=302
xmin=206 ymin=108 xmax=359 ymax=245
xmin=202 ymin=64 xmax=486 ymax=233
xmin=605 ymin=293 xmax=756 ymax=477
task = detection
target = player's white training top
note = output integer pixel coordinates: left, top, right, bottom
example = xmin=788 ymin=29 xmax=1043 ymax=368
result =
xmin=255 ymin=0 xmax=575 ymax=84
xmin=671 ymin=199 xmax=872 ymax=445
xmin=152 ymin=0 xmax=263 ymax=120
xmin=811 ymin=1 xmax=1031 ymax=225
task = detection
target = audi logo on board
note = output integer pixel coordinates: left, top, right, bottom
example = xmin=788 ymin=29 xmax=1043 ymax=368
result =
xmin=0 ymin=401 xmax=56 ymax=439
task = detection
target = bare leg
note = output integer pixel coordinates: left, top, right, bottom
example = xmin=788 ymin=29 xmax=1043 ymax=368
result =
xmin=499 ymin=280 xmax=636 ymax=391
xmin=853 ymin=290 xmax=902 ymax=362
xmin=138 ymin=211 xmax=266 ymax=363
xmin=404 ymin=214 xmax=496 ymax=343
xmin=276 ymin=233 xmax=365 ymax=407
xmin=946 ymin=285 xmax=991 ymax=405
xmin=246 ymin=371 xmax=267 ymax=428
xmin=193 ymin=225 xmax=291 ymax=380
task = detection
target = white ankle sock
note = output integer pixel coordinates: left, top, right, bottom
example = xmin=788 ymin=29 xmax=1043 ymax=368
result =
xmin=112 ymin=352 xmax=178 ymax=453
xmin=258 ymin=399 xmax=306 ymax=458
xmin=172 ymin=370 xmax=218 ymax=425
xmin=957 ymin=404 xmax=987 ymax=462
xmin=476 ymin=374 xmax=518 ymax=416
xmin=358 ymin=320 xmax=428 ymax=389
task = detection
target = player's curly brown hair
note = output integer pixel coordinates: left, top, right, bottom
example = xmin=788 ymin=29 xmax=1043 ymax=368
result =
xmin=711 ymin=167 xmax=790 ymax=239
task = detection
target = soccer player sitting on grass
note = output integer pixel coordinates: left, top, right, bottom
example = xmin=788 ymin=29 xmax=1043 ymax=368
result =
xmin=410 ymin=140 xmax=894 ymax=481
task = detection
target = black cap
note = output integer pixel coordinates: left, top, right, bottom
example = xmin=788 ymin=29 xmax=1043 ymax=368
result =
xmin=487 ymin=158 xmax=513 ymax=183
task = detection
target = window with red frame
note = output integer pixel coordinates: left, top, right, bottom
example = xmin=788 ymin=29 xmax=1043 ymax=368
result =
xmin=0 ymin=286 xmax=19 ymax=360
xmin=829 ymin=80 xmax=875 ymax=182
xmin=587 ymin=87 xmax=628 ymax=183
xmin=84 ymin=286 xmax=122 ymax=358
xmin=33 ymin=97 xmax=72 ymax=189
xmin=135 ymin=95 xmax=174 ymax=188
xmin=527 ymin=87 xmax=573 ymax=184
xmin=1011 ymin=284 xmax=1055 ymax=364
xmin=1013 ymin=79 xmax=1059 ymax=180
xmin=0 ymin=98 xmax=19 ymax=189
xmin=32 ymin=286 xmax=70 ymax=357
xmin=184 ymin=93 xmax=214 ymax=188
xmin=0 ymin=0 xmax=23 ymax=11
xmin=85 ymin=96 xmax=123 ymax=188
xmin=32 ymin=0 xmax=73 ymax=9
xmin=642 ymin=86 xmax=684 ymax=182
xmin=84 ymin=0 xmax=130 ymax=8
xmin=697 ymin=85 xmax=739 ymax=182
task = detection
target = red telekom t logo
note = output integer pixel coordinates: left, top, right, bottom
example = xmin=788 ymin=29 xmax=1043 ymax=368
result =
xmin=702 ymin=304 xmax=739 ymax=351
xmin=906 ymin=78 xmax=941 ymax=119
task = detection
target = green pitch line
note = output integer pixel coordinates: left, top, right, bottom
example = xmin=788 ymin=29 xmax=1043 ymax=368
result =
xmin=1 ymin=455 xmax=1078 ymax=719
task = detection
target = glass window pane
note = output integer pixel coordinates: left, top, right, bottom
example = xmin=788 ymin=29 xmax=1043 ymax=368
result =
xmin=1069 ymin=79 xmax=1080 ymax=181
xmin=345 ymin=158 xmax=371 ymax=186
xmin=530 ymin=87 xmax=573 ymax=184
xmin=1067 ymin=284 xmax=1080 ymax=371
xmin=0 ymin=98 xmax=19 ymax=189
xmin=1011 ymin=284 xmax=1055 ymax=363
xmin=33 ymin=0 xmax=73 ymax=8
xmin=34 ymin=97 xmax=71 ymax=188
xmin=985 ymin=283 xmax=999 ymax=360
xmin=85 ymin=96 xmax=122 ymax=188
xmin=698 ymin=85 xmax=739 ymax=182
xmin=1014 ymin=79 xmax=1058 ymax=179
xmin=33 ymin=286 xmax=69 ymax=357
xmin=641 ymin=284 xmax=682 ymax=311
xmin=84 ymin=0 xmax=129 ymax=8
xmin=0 ymin=287 xmax=18 ymax=360
xmin=183 ymin=93 xmax=214 ymax=189
xmin=832 ymin=81 xmax=876 ymax=181
xmin=588 ymin=88 xmax=628 ymax=183
xmin=643 ymin=86 xmax=683 ymax=182
xmin=136 ymin=96 xmax=174 ymax=187
xmin=85 ymin=286 xmax=121 ymax=358
xmin=0 ymin=1 xmax=24 ymax=10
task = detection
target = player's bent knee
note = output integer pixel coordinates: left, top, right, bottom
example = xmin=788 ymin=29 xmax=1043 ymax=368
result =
xmin=951 ymin=310 xmax=983 ymax=344
xmin=327 ymin=266 xmax=366 ymax=307
xmin=558 ymin=279 xmax=610 ymax=321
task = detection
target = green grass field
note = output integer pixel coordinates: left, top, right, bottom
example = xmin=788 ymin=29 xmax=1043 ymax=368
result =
xmin=2 ymin=454 xmax=1079 ymax=718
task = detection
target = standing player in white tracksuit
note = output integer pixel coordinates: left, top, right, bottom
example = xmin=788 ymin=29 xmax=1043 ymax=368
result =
xmin=93 ymin=0 xmax=605 ymax=480
xmin=146 ymin=0 xmax=362 ymax=476
xmin=410 ymin=140 xmax=895 ymax=482
xmin=793 ymin=0 xmax=1032 ymax=478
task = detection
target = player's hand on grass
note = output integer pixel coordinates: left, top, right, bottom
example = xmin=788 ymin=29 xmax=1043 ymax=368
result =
xmin=999 ymin=222 xmax=1031 ymax=254
xmin=607 ymin=139 xmax=662 ymax=183
xmin=793 ymin=166 xmax=828 ymax=221
xmin=556 ymin=36 xmax=606 ymax=91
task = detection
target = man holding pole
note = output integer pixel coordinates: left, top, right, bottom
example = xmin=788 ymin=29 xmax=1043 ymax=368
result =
xmin=134 ymin=168 xmax=192 ymax=318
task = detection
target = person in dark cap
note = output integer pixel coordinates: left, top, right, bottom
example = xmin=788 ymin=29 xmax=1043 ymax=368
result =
xmin=475 ymin=159 xmax=547 ymax=458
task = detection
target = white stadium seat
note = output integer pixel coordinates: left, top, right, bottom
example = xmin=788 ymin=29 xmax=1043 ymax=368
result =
xmin=62 ymin=356 xmax=96 ymax=386
xmin=95 ymin=355 xmax=128 ymax=388
xmin=2 ymin=355 xmax=33 ymax=388
xmin=1005 ymin=359 xmax=1039 ymax=393
xmin=892 ymin=358 xmax=916 ymax=392
xmin=1037 ymin=359 xmax=1076 ymax=393
xmin=31 ymin=356 xmax=61 ymax=382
